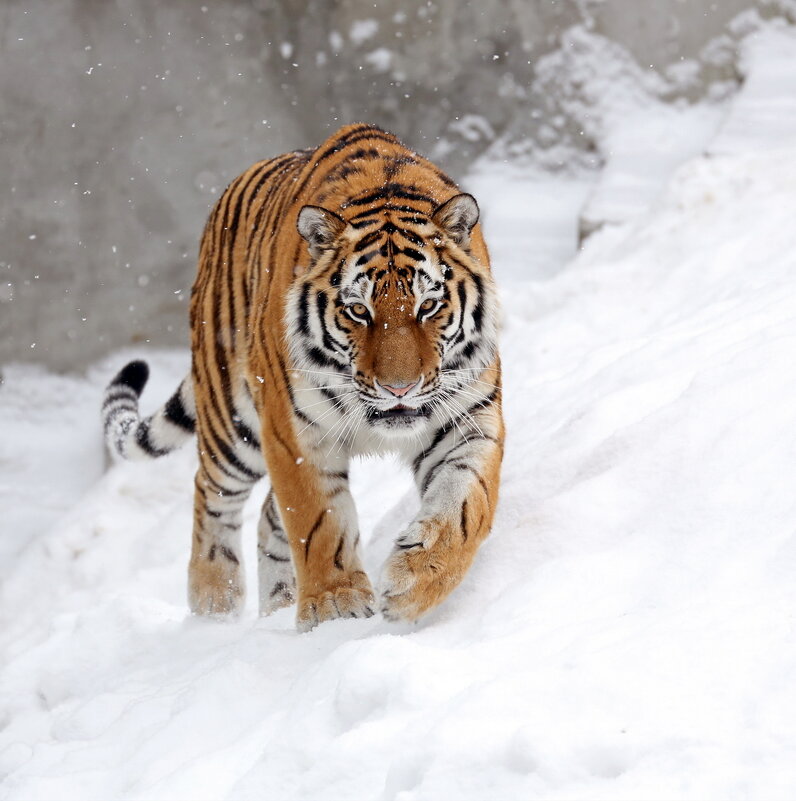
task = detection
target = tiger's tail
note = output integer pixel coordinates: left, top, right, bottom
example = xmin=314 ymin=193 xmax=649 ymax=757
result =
xmin=102 ymin=360 xmax=196 ymax=460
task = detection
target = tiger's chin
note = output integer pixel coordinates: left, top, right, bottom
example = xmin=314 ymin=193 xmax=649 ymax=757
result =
xmin=366 ymin=403 xmax=433 ymax=436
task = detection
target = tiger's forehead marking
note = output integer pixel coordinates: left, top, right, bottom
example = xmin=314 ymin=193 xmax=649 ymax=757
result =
xmin=335 ymin=210 xmax=443 ymax=302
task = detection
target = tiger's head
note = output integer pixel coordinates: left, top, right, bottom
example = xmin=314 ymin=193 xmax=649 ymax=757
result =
xmin=287 ymin=193 xmax=499 ymax=438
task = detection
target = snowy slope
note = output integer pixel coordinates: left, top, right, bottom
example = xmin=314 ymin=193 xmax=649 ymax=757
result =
xmin=3 ymin=26 xmax=796 ymax=801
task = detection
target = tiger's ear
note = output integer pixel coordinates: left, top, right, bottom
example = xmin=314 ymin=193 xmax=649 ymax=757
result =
xmin=297 ymin=205 xmax=346 ymax=258
xmin=431 ymin=193 xmax=479 ymax=248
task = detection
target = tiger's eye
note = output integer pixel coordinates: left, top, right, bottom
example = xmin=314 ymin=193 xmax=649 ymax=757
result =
xmin=351 ymin=303 xmax=368 ymax=317
xmin=420 ymin=299 xmax=436 ymax=312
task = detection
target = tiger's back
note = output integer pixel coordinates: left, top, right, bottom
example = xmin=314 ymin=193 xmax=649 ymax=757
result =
xmin=104 ymin=123 xmax=504 ymax=630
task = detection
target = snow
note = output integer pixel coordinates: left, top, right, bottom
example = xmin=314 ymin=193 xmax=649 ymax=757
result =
xmin=710 ymin=23 xmax=796 ymax=154
xmin=349 ymin=19 xmax=379 ymax=47
xmin=364 ymin=48 xmax=392 ymax=73
xmin=3 ymin=23 xmax=796 ymax=801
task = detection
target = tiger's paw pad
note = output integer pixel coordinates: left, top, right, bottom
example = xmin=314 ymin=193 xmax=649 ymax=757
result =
xmin=259 ymin=578 xmax=296 ymax=616
xmin=296 ymin=584 xmax=375 ymax=633
xmin=379 ymin=545 xmax=457 ymax=623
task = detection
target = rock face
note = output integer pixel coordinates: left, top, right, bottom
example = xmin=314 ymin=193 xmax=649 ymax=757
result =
xmin=0 ymin=0 xmax=769 ymax=369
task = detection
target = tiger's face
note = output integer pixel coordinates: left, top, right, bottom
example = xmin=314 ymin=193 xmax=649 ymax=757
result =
xmin=288 ymin=194 xmax=499 ymax=438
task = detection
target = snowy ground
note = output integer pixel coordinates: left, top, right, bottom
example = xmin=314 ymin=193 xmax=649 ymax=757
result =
xmin=2 ymin=23 xmax=796 ymax=801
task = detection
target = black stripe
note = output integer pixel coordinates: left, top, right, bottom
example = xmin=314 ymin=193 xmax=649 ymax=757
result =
xmin=212 ymin=272 xmax=236 ymax=436
xmin=297 ymin=282 xmax=311 ymax=335
xmin=269 ymin=418 xmax=296 ymax=461
xmin=270 ymin=581 xmax=290 ymax=598
xmin=333 ymin=535 xmax=345 ymax=570
xmin=448 ymin=281 xmax=467 ymax=346
xmin=249 ymin=154 xmax=303 ymax=257
xmin=356 ymin=250 xmax=379 ymax=267
xmin=470 ymin=272 xmax=485 ymax=333
xmin=225 ymin=166 xmax=266 ymax=328
xmin=219 ymin=545 xmax=240 ymax=564
xmin=316 ymin=291 xmax=344 ymax=356
xmin=398 ymin=228 xmax=425 ymax=247
xmin=413 ymin=418 xmax=456 ymax=474
xmin=305 ymin=345 xmax=347 ymax=370
xmin=401 ymin=246 xmax=425 ymax=262
xmin=204 ymin=419 xmax=263 ymax=481
xmin=203 ymin=434 xmax=253 ymax=484
xmin=313 ymin=128 xmax=397 ymax=170
xmin=232 ymin=415 xmax=261 ymax=449
xmin=421 ymin=455 xmax=448 ymax=495
xmin=134 ymin=420 xmax=171 ymax=457
xmin=435 ymin=169 xmax=458 ymax=189
xmin=304 ymin=510 xmax=326 ymax=561
xmin=202 ymin=470 xmax=250 ymax=497
xmin=350 ymin=217 xmax=379 ymax=229
xmin=461 ymin=499 xmax=469 ymax=542
xmin=353 ymin=230 xmax=383 ymax=252
xmin=262 ymin=345 xmax=309 ymax=447
xmin=349 ymin=205 xmax=388 ymax=221
xmin=453 ymin=463 xmax=491 ymax=505
xmin=102 ymin=388 xmax=137 ymax=409
xmin=164 ymin=390 xmax=195 ymax=432
xmin=465 ymin=385 xmax=500 ymax=416
xmin=264 ymin=494 xmax=282 ymax=531
xmin=345 ymin=183 xmax=434 ymax=208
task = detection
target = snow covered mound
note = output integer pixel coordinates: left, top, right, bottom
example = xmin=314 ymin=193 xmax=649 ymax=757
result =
xmin=3 ymin=86 xmax=796 ymax=801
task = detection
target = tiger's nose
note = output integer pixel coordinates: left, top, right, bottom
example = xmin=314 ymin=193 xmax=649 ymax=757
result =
xmin=381 ymin=379 xmax=419 ymax=397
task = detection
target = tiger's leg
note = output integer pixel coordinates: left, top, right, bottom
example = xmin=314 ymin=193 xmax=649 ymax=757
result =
xmin=260 ymin=416 xmax=374 ymax=631
xmin=252 ymin=345 xmax=374 ymax=630
xmin=257 ymin=489 xmax=296 ymax=615
xmin=188 ymin=425 xmax=266 ymax=616
xmin=277 ymin=465 xmax=373 ymax=632
xmin=379 ymin=398 xmax=504 ymax=622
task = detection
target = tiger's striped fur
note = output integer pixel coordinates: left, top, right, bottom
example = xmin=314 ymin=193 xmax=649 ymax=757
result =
xmin=103 ymin=123 xmax=504 ymax=631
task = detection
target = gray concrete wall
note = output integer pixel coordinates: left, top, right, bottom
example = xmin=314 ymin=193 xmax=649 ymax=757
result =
xmin=0 ymin=0 xmax=778 ymax=370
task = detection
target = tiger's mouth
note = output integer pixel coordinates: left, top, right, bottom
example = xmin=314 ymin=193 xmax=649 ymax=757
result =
xmin=367 ymin=403 xmax=432 ymax=422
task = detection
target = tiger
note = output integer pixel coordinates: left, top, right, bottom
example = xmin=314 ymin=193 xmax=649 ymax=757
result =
xmin=102 ymin=123 xmax=504 ymax=631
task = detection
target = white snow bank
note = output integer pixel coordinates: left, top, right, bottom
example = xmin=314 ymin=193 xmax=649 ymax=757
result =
xmin=710 ymin=23 xmax=796 ymax=154
xmin=568 ymin=21 xmax=796 ymax=237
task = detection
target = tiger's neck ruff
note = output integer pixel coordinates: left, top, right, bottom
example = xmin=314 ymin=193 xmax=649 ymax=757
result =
xmin=103 ymin=124 xmax=504 ymax=631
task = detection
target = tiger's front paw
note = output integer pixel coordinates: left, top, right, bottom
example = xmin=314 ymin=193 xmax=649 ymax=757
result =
xmin=379 ymin=527 xmax=466 ymax=622
xmin=188 ymin=556 xmax=245 ymax=617
xmin=296 ymin=571 xmax=375 ymax=632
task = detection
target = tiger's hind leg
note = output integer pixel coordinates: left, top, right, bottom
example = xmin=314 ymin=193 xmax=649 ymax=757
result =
xmin=257 ymin=489 xmax=296 ymax=615
xmin=189 ymin=425 xmax=266 ymax=616
xmin=189 ymin=472 xmax=252 ymax=616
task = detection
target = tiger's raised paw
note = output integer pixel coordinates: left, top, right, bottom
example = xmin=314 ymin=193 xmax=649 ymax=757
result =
xmin=379 ymin=542 xmax=463 ymax=623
